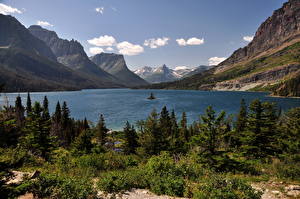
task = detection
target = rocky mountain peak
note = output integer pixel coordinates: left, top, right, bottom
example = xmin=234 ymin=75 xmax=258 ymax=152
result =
xmin=219 ymin=0 xmax=300 ymax=67
xmin=28 ymin=25 xmax=86 ymax=58
xmin=91 ymin=53 xmax=126 ymax=70
xmin=0 ymin=15 xmax=56 ymax=61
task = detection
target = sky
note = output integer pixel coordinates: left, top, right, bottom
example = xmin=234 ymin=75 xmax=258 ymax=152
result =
xmin=0 ymin=0 xmax=288 ymax=70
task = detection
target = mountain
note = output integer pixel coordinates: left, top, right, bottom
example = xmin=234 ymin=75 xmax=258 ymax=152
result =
xmin=180 ymin=65 xmax=214 ymax=78
xmin=134 ymin=65 xmax=180 ymax=83
xmin=90 ymin=53 xmax=148 ymax=87
xmin=143 ymin=0 xmax=300 ymax=97
xmin=0 ymin=14 xmax=106 ymax=92
xmin=0 ymin=14 xmax=56 ymax=61
xmin=134 ymin=65 xmax=211 ymax=83
xmin=28 ymin=25 xmax=122 ymax=87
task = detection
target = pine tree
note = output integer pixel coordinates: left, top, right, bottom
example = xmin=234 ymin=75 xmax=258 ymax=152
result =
xmin=72 ymin=130 xmax=93 ymax=155
xmin=194 ymin=106 xmax=228 ymax=168
xmin=138 ymin=109 xmax=160 ymax=155
xmin=61 ymin=101 xmax=72 ymax=146
xmin=15 ymin=95 xmax=25 ymax=126
xmin=278 ymin=107 xmax=300 ymax=155
xmin=231 ymin=99 xmax=247 ymax=148
xmin=159 ymin=106 xmax=171 ymax=150
xmin=236 ymin=99 xmax=247 ymax=133
xmin=123 ymin=121 xmax=139 ymax=154
xmin=22 ymin=102 xmax=54 ymax=160
xmin=42 ymin=96 xmax=50 ymax=121
xmin=51 ymin=101 xmax=62 ymax=142
xmin=180 ymin=112 xmax=189 ymax=142
xmin=244 ymin=99 xmax=279 ymax=158
xmin=96 ymin=114 xmax=108 ymax=146
xmin=26 ymin=92 xmax=32 ymax=115
xmin=83 ymin=118 xmax=89 ymax=130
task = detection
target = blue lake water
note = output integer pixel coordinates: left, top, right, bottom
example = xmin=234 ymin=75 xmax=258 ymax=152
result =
xmin=1 ymin=89 xmax=300 ymax=130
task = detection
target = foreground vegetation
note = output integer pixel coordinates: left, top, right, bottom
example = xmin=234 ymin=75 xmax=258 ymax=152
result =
xmin=0 ymin=93 xmax=300 ymax=198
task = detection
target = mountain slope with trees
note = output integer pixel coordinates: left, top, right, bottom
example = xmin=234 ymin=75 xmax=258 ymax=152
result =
xmin=141 ymin=0 xmax=300 ymax=97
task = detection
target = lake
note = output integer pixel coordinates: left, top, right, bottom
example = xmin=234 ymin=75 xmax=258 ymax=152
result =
xmin=1 ymin=89 xmax=300 ymax=130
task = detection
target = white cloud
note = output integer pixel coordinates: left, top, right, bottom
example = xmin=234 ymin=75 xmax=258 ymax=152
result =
xmin=37 ymin=20 xmax=53 ymax=27
xmin=174 ymin=66 xmax=188 ymax=70
xmin=187 ymin=37 xmax=204 ymax=45
xmin=0 ymin=3 xmax=22 ymax=15
xmin=243 ymin=36 xmax=254 ymax=42
xmin=111 ymin=7 xmax=117 ymax=12
xmin=176 ymin=37 xmax=204 ymax=46
xmin=144 ymin=37 xmax=170 ymax=49
xmin=88 ymin=35 xmax=116 ymax=47
xmin=106 ymin=47 xmax=114 ymax=51
xmin=89 ymin=47 xmax=104 ymax=55
xmin=208 ymin=57 xmax=227 ymax=66
xmin=176 ymin=38 xmax=187 ymax=46
xmin=95 ymin=7 xmax=104 ymax=14
xmin=117 ymin=41 xmax=144 ymax=56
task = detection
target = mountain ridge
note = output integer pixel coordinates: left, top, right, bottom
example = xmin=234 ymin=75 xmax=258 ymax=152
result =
xmin=90 ymin=53 xmax=149 ymax=87
xmin=28 ymin=25 xmax=123 ymax=87
xmin=140 ymin=0 xmax=300 ymax=97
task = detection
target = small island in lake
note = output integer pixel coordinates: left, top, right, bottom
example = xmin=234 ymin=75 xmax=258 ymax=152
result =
xmin=147 ymin=92 xmax=156 ymax=100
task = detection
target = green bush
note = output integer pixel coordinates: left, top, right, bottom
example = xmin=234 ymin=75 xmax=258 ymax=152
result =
xmin=193 ymin=175 xmax=262 ymax=199
xmin=274 ymin=161 xmax=300 ymax=180
xmin=97 ymin=168 xmax=148 ymax=193
xmin=29 ymin=173 xmax=97 ymax=199
xmin=102 ymin=152 xmax=140 ymax=170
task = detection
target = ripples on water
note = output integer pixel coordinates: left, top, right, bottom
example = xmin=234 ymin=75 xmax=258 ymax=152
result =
xmin=1 ymin=89 xmax=300 ymax=130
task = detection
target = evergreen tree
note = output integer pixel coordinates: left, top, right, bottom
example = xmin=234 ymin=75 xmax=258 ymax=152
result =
xmin=170 ymin=110 xmax=179 ymax=139
xmin=96 ymin=114 xmax=108 ymax=146
xmin=170 ymin=110 xmax=184 ymax=153
xmin=51 ymin=101 xmax=62 ymax=142
xmin=42 ymin=96 xmax=50 ymax=121
xmin=14 ymin=95 xmax=25 ymax=126
xmin=231 ymin=99 xmax=247 ymax=148
xmin=244 ymin=100 xmax=279 ymax=158
xmin=123 ymin=121 xmax=139 ymax=154
xmin=26 ymin=92 xmax=32 ymax=115
xmin=22 ymin=102 xmax=54 ymax=159
xmin=278 ymin=107 xmax=300 ymax=155
xmin=138 ymin=109 xmax=160 ymax=155
xmin=83 ymin=118 xmax=89 ymax=130
xmin=72 ymin=130 xmax=93 ymax=155
xmin=61 ymin=101 xmax=72 ymax=146
xmin=180 ymin=112 xmax=189 ymax=142
xmin=159 ymin=106 xmax=171 ymax=150
xmin=236 ymin=99 xmax=247 ymax=133
xmin=193 ymin=106 xmax=228 ymax=168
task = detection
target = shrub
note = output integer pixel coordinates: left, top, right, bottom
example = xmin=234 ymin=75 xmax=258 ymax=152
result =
xmin=193 ymin=175 xmax=262 ymax=199
xmin=97 ymin=168 xmax=148 ymax=193
xmin=102 ymin=152 xmax=140 ymax=170
xmin=29 ymin=173 xmax=97 ymax=199
xmin=273 ymin=161 xmax=300 ymax=180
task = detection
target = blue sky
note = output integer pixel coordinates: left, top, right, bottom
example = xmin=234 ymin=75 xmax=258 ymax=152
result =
xmin=1 ymin=0 xmax=287 ymax=70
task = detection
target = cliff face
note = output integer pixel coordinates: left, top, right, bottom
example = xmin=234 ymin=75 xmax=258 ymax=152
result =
xmin=90 ymin=53 xmax=149 ymax=87
xmin=28 ymin=25 xmax=122 ymax=86
xmin=220 ymin=0 xmax=300 ymax=67
xmin=143 ymin=0 xmax=300 ymax=96
xmin=28 ymin=25 xmax=85 ymax=58
xmin=0 ymin=15 xmax=56 ymax=61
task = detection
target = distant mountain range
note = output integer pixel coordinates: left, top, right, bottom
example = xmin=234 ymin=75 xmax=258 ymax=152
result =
xmin=134 ymin=65 xmax=212 ymax=83
xmin=0 ymin=15 xmax=149 ymax=92
xmin=142 ymin=0 xmax=300 ymax=97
